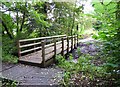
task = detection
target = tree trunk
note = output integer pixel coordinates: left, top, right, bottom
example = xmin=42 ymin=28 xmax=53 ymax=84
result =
xmin=116 ymin=1 xmax=120 ymax=36
xmin=20 ymin=11 xmax=25 ymax=32
xmin=71 ymin=2 xmax=77 ymax=36
xmin=20 ymin=2 xmax=27 ymax=32
xmin=16 ymin=11 xmax=19 ymax=33
xmin=71 ymin=12 xmax=75 ymax=35
xmin=116 ymin=1 xmax=120 ymax=21
xmin=2 ymin=20 xmax=13 ymax=39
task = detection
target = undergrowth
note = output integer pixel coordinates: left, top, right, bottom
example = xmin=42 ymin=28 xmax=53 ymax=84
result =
xmin=56 ymin=53 xmax=107 ymax=86
xmin=2 ymin=36 xmax=18 ymax=63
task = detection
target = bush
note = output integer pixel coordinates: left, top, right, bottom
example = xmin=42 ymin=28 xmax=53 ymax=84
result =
xmin=2 ymin=36 xmax=18 ymax=63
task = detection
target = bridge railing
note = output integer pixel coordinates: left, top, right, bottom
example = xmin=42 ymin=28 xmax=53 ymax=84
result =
xmin=17 ymin=35 xmax=78 ymax=67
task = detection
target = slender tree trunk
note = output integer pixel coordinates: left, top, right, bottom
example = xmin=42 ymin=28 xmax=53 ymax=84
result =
xmin=20 ymin=2 xmax=27 ymax=32
xmin=71 ymin=2 xmax=77 ymax=35
xmin=16 ymin=11 xmax=19 ymax=33
xmin=44 ymin=2 xmax=48 ymax=36
xmin=116 ymin=1 xmax=120 ymax=36
xmin=116 ymin=1 xmax=120 ymax=21
xmin=20 ymin=12 xmax=25 ymax=32
xmin=71 ymin=12 xmax=75 ymax=35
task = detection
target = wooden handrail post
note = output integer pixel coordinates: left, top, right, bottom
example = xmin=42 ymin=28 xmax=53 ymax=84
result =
xmin=53 ymin=38 xmax=56 ymax=61
xmin=71 ymin=36 xmax=73 ymax=51
xmin=73 ymin=35 xmax=75 ymax=49
xmin=67 ymin=36 xmax=69 ymax=54
xmin=34 ymin=40 xmax=36 ymax=52
xmin=74 ymin=36 xmax=76 ymax=48
xmin=41 ymin=40 xmax=45 ymax=67
xmin=77 ymin=34 xmax=79 ymax=46
xmin=61 ymin=37 xmax=64 ymax=56
xmin=17 ymin=40 xmax=21 ymax=57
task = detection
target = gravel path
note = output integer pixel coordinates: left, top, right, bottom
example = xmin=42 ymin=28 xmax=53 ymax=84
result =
xmin=72 ymin=37 xmax=103 ymax=65
xmin=1 ymin=63 xmax=63 ymax=86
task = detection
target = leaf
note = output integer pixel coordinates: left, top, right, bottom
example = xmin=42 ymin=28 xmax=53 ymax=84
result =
xmin=105 ymin=63 xmax=119 ymax=68
xmin=4 ymin=2 xmax=12 ymax=7
xmin=94 ymin=3 xmax=104 ymax=13
xmin=107 ymin=3 xmax=117 ymax=13
xmin=107 ymin=3 xmax=117 ymax=10
xmin=103 ymin=0 xmax=112 ymax=5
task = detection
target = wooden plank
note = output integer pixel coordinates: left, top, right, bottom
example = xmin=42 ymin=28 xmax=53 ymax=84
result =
xmin=19 ymin=51 xmax=42 ymax=64
xmin=45 ymin=46 xmax=54 ymax=54
xmin=45 ymin=52 xmax=54 ymax=61
xmin=56 ymin=48 xmax=62 ymax=54
xmin=20 ymin=42 xmax=41 ymax=48
xmin=45 ymin=43 xmax=54 ymax=48
xmin=45 ymin=50 xmax=54 ymax=56
xmin=68 ymin=36 xmax=72 ymax=38
xmin=19 ymin=56 xmax=42 ymax=64
xmin=19 ymin=35 xmax=66 ymax=42
xmin=20 ymin=47 xmax=42 ymax=54
xmin=56 ymin=38 xmax=62 ymax=41
xmin=56 ymin=41 xmax=62 ymax=45
xmin=56 ymin=43 xmax=62 ymax=49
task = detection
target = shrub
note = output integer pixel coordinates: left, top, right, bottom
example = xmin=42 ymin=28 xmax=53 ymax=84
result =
xmin=2 ymin=36 xmax=18 ymax=63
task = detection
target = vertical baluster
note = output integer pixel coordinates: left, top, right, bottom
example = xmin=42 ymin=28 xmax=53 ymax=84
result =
xmin=61 ymin=37 xmax=64 ymax=56
xmin=77 ymin=34 xmax=79 ymax=46
xmin=67 ymin=36 xmax=69 ymax=54
xmin=53 ymin=38 xmax=56 ymax=62
xmin=17 ymin=40 xmax=21 ymax=57
xmin=71 ymin=36 xmax=73 ymax=51
xmin=41 ymin=40 xmax=45 ymax=67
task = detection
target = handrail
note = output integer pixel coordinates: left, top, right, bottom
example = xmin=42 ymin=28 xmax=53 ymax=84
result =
xmin=19 ymin=42 xmax=41 ymax=48
xmin=19 ymin=35 xmax=66 ymax=42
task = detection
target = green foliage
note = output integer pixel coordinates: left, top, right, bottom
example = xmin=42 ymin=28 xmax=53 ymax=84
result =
xmin=2 ymin=52 xmax=18 ymax=63
xmin=92 ymin=1 xmax=120 ymax=82
xmin=56 ymin=54 xmax=106 ymax=86
xmin=77 ymin=47 xmax=81 ymax=56
xmin=2 ymin=78 xmax=18 ymax=87
xmin=2 ymin=36 xmax=18 ymax=63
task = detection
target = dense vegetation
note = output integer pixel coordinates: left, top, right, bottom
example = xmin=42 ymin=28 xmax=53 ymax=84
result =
xmin=1 ymin=0 xmax=120 ymax=86
xmin=1 ymin=2 xmax=84 ymax=63
xmin=92 ymin=1 xmax=120 ymax=75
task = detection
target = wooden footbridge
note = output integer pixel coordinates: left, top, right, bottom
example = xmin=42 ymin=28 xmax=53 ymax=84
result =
xmin=17 ymin=35 xmax=78 ymax=67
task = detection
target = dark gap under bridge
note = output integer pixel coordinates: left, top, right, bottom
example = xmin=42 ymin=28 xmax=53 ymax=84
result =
xmin=17 ymin=35 xmax=79 ymax=67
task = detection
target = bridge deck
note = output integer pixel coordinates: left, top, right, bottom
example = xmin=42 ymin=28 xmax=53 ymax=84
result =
xmin=19 ymin=41 xmax=72 ymax=65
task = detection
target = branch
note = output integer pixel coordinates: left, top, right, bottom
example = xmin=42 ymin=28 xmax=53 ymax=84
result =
xmin=1 ymin=20 xmax=13 ymax=39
